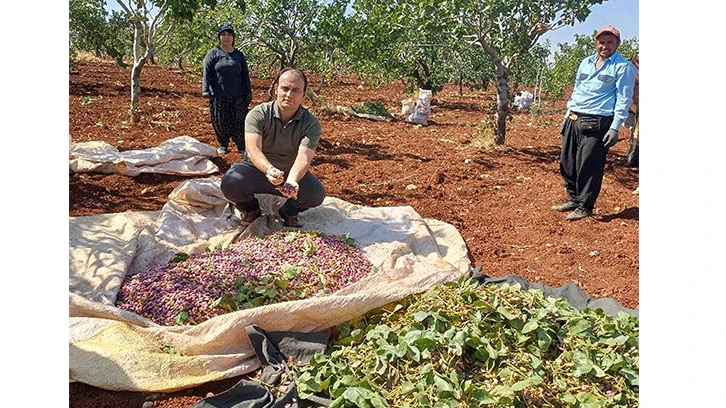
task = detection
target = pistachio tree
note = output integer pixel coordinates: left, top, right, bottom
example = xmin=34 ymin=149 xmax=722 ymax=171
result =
xmin=112 ymin=0 xmax=241 ymax=122
xmin=456 ymin=0 xmax=604 ymax=144
xmin=69 ymin=0 xmax=133 ymax=68
xmin=346 ymin=0 xmax=468 ymax=92
xmin=234 ymin=0 xmax=324 ymax=100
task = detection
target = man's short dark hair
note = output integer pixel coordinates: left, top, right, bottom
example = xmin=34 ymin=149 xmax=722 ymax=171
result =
xmin=273 ymin=67 xmax=308 ymax=92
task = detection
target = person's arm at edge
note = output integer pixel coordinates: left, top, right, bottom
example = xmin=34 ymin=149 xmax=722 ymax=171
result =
xmin=239 ymin=52 xmax=252 ymax=105
xmin=611 ymin=60 xmax=637 ymax=131
xmin=202 ymin=50 xmax=214 ymax=97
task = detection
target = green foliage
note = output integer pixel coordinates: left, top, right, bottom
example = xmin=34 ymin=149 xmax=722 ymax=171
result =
xmin=244 ymin=0 xmax=323 ymax=70
xmin=293 ymin=277 xmax=639 ymax=407
xmin=157 ymin=2 xmax=241 ymax=69
xmin=345 ymin=0 xmax=466 ymax=92
xmin=303 ymin=0 xmax=356 ymax=87
xmin=352 ymin=102 xmax=394 ymax=119
xmin=618 ymin=38 xmax=640 ymax=61
xmin=169 ymin=252 xmax=190 ymax=263
xmin=69 ymin=0 xmax=133 ymax=66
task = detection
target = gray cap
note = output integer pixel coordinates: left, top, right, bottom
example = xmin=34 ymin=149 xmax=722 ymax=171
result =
xmin=217 ymin=23 xmax=234 ymax=36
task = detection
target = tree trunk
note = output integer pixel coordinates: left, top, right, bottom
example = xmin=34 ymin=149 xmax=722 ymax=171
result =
xmin=130 ymin=58 xmax=146 ymax=123
xmin=492 ymin=60 xmax=509 ymax=145
xmin=267 ymin=81 xmax=275 ymax=102
xmin=306 ymin=88 xmax=320 ymax=105
xmin=113 ymin=56 xmax=129 ymax=68
xmin=458 ymin=73 xmax=463 ymax=96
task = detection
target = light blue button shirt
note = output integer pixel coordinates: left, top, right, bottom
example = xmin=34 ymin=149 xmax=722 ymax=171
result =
xmin=566 ymin=51 xmax=637 ymax=131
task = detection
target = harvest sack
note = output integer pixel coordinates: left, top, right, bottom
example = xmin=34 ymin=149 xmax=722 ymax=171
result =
xmin=404 ymin=88 xmax=433 ymax=125
xmin=513 ymin=91 xmax=534 ymax=110
xmin=69 ymin=177 xmax=470 ymax=392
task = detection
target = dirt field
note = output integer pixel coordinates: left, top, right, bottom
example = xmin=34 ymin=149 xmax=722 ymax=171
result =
xmin=68 ymin=57 xmax=639 ymax=407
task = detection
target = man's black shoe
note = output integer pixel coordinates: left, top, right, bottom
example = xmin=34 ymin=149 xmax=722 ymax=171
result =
xmin=278 ymin=208 xmax=302 ymax=228
xmin=239 ymin=206 xmax=261 ymax=223
xmin=551 ymin=201 xmax=578 ymax=212
xmin=566 ymin=208 xmax=592 ymax=221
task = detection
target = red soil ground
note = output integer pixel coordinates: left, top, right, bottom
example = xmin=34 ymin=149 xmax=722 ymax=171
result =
xmin=69 ymin=57 xmax=639 ymax=407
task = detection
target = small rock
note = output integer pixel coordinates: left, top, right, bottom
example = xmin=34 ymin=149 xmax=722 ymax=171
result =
xmin=142 ymin=402 xmax=154 ymax=408
xmin=464 ymin=158 xmax=473 ymax=164
xmin=589 ymin=250 xmax=599 ymax=257
xmin=405 ymin=184 xmax=418 ymax=190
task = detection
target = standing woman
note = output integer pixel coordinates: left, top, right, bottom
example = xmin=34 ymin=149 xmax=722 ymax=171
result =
xmin=202 ymin=23 xmax=253 ymax=155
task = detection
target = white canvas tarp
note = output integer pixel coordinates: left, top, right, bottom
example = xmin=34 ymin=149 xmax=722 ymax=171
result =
xmin=69 ymin=177 xmax=471 ymax=392
xmin=69 ymin=135 xmax=219 ymax=176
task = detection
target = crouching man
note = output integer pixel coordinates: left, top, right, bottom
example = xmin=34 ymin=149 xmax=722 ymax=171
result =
xmin=221 ymin=67 xmax=325 ymax=227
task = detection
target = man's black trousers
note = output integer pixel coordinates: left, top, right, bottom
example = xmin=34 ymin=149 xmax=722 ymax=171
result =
xmin=559 ymin=113 xmax=614 ymax=212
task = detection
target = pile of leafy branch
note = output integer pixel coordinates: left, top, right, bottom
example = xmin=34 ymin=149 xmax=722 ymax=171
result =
xmin=293 ymin=277 xmax=638 ymax=407
xmin=116 ymin=231 xmax=375 ymax=326
xmin=351 ymin=102 xmax=394 ymax=119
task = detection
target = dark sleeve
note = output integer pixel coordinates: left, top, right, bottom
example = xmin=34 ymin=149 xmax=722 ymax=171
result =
xmin=239 ymin=51 xmax=252 ymax=104
xmin=202 ymin=49 xmax=215 ymax=95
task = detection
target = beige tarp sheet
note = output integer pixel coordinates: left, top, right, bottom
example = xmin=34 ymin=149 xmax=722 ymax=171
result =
xmin=69 ymin=177 xmax=471 ymax=392
xmin=69 ymin=135 xmax=219 ymax=176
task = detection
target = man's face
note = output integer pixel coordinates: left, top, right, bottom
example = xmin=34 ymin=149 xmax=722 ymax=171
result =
xmin=276 ymin=71 xmax=306 ymax=112
xmin=595 ymin=33 xmax=620 ymax=59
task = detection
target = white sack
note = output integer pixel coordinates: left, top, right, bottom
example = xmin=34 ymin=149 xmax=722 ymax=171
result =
xmin=513 ymin=91 xmax=534 ymax=110
xmin=405 ymin=88 xmax=433 ymax=126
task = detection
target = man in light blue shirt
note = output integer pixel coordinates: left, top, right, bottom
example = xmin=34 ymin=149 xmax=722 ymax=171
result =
xmin=551 ymin=25 xmax=637 ymax=221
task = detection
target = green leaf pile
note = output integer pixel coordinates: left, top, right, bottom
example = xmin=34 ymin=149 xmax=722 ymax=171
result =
xmin=293 ymin=277 xmax=638 ymax=407
xmin=351 ymin=102 xmax=394 ymax=119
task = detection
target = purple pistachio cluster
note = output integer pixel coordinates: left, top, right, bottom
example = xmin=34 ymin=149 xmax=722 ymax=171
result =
xmin=115 ymin=231 xmax=374 ymax=326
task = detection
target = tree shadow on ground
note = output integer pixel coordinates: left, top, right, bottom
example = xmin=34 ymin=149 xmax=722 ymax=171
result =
xmin=69 ymin=82 xmax=105 ymax=96
xmin=434 ymin=102 xmax=486 ymax=112
xmin=141 ymin=86 xmax=198 ymax=98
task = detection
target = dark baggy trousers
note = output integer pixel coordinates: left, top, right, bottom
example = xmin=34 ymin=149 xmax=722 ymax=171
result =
xmin=220 ymin=161 xmax=326 ymax=216
xmin=209 ymin=96 xmax=248 ymax=151
xmin=559 ymin=113 xmax=614 ymax=212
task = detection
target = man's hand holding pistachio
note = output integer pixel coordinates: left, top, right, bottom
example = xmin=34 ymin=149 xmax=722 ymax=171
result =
xmin=265 ymin=165 xmax=284 ymax=185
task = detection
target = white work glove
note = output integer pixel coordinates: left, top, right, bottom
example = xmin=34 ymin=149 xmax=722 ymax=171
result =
xmin=265 ymin=165 xmax=284 ymax=186
xmin=276 ymin=179 xmax=299 ymax=199
xmin=603 ymin=129 xmax=619 ymax=148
